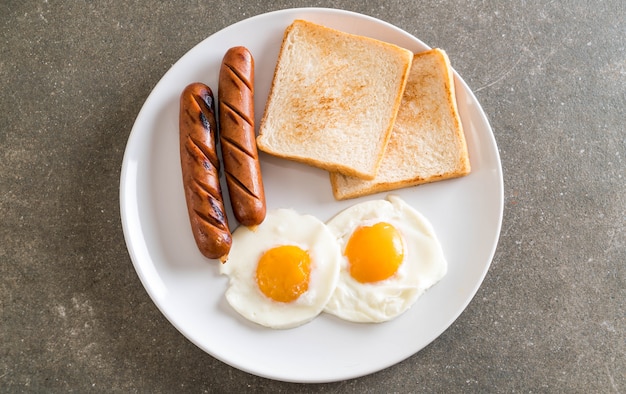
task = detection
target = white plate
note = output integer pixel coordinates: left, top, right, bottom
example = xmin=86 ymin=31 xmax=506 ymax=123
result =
xmin=120 ymin=7 xmax=503 ymax=383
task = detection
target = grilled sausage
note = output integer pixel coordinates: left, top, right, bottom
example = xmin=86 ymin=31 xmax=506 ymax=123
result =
xmin=218 ymin=46 xmax=266 ymax=228
xmin=179 ymin=82 xmax=231 ymax=262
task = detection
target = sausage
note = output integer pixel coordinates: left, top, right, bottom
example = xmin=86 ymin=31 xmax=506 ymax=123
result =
xmin=179 ymin=82 xmax=231 ymax=262
xmin=218 ymin=46 xmax=266 ymax=228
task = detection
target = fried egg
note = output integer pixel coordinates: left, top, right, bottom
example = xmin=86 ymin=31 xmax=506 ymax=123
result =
xmin=323 ymin=195 xmax=447 ymax=323
xmin=220 ymin=209 xmax=341 ymax=329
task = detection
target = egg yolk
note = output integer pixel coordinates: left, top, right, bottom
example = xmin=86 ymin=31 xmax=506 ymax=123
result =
xmin=256 ymin=245 xmax=311 ymax=303
xmin=344 ymin=222 xmax=404 ymax=283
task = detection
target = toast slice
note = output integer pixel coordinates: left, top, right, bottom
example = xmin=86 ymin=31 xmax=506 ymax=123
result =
xmin=256 ymin=19 xmax=413 ymax=180
xmin=330 ymin=48 xmax=471 ymax=200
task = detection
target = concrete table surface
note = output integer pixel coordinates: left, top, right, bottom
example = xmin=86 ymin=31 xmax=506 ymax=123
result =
xmin=1 ymin=1 xmax=624 ymax=392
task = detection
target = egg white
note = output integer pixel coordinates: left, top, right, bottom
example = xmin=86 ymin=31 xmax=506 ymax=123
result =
xmin=323 ymin=195 xmax=447 ymax=323
xmin=220 ymin=208 xmax=341 ymax=329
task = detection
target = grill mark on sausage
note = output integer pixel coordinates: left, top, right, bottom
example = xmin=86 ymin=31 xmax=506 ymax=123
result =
xmin=220 ymin=132 xmax=255 ymax=160
xmin=193 ymin=207 xmax=217 ymax=228
xmin=224 ymin=169 xmax=260 ymax=200
xmin=192 ymin=91 xmax=215 ymax=118
xmin=193 ymin=208 xmax=223 ymax=230
xmin=192 ymin=91 xmax=218 ymax=143
xmin=198 ymin=111 xmax=211 ymax=134
xmin=225 ymin=62 xmax=253 ymax=91
xmin=221 ymin=99 xmax=253 ymax=128
xmin=188 ymin=135 xmax=220 ymax=170
xmin=191 ymin=180 xmax=228 ymax=229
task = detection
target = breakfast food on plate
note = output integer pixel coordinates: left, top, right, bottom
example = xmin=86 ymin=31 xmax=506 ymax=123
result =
xmin=323 ymin=195 xmax=447 ymax=323
xmin=220 ymin=208 xmax=341 ymax=329
xmin=178 ymin=29 xmax=459 ymax=327
xmin=330 ymin=48 xmax=471 ymax=200
xmin=218 ymin=46 xmax=266 ymax=227
xmin=179 ymin=82 xmax=232 ymax=262
xmin=256 ymin=19 xmax=414 ymax=180
xmin=219 ymin=195 xmax=448 ymax=328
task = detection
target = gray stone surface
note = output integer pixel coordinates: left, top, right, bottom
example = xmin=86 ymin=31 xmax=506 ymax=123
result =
xmin=1 ymin=1 xmax=624 ymax=392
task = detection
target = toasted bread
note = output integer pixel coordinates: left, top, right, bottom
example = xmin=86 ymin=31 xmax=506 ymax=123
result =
xmin=330 ymin=48 xmax=471 ymax=200
xmin=256 ymin=19 xmax=413 ymax=180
